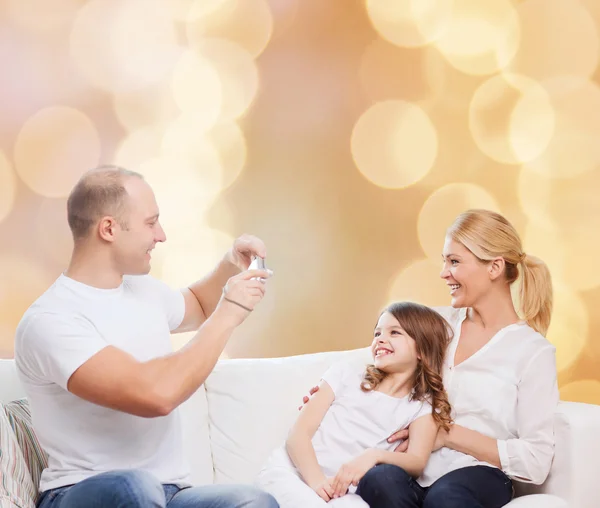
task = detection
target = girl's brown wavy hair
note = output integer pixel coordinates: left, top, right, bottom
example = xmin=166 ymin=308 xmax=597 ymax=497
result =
xmin=361 ymin=301 xmax=454 ymax=431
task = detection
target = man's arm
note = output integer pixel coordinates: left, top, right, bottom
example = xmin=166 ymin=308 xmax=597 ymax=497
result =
xmin=174 ymin=234 xmax=268 ymax=333
xmin=174 ymin=259 xmax=239 ymax=333
xmin=67 ymin=268 xmax=270 ymax=418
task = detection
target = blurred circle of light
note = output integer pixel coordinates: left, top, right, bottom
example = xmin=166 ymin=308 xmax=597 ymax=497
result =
xmin=365 ymin=0 xmax=454 ymax=48
xmin=521 ymin=78 xmax=600 ymax=179
xmin=546 ymin=287 xmax=588 ymax=372
xmin=5 ymin=0 xmax=81 ymax=33
xmin=14 ymin=107 xmax=101 ymax=198
xmin=160 ymin=118 xmax=226 ymax=190
xmin=509 ymin=0 xmax=599 ymax=82
xmin=167 ymin=0 xmax=229 ymax=21
xmin=194 ymin=38 xmax=259 ymax=120
xmin=434 ymin=0 xmax=520 ymax=76
xmin=113 ymin=81 xmax=180 ymax=132
xmin=137 ymin=157 xmax=223 ymax=231
xmin=417 ymin=183 xmax=501 ymax=261
xmin=0 ymin=257 xmax=55 ymax=346
xmin=205 ymin=122 xmax=247 ymax=190
xmin=388 ymin=259 xmax=451 ymax=308
xmin=0 ymin=151 xmax=17 ymax=224
xmin=351 ymin=100 xmax=438 ymax=189
xmin=186 ymin=0 xmax=274 ymax=58
xmin=161 ymin=226 xmax=235 ymax=289
xmin=34 ymin=198 xmax=73 ymax=267
xmin=70 ymin=0 xmax=181 ymax=94
xmin=469 ymin=74 xmax=555 ymax=164
xmin=113 ymin=125 xmax=164 ymax=171
xmin=561 ymin=380 xmax=600 ymax=405
xmin=519 ymin=168 xmax=600 ymax=291
xmin=171 ymin=50 xmax=223 ymax=130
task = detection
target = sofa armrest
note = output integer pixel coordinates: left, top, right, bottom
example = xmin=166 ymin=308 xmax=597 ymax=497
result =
xmin=515 ymin=401 xmax=600 ymax=508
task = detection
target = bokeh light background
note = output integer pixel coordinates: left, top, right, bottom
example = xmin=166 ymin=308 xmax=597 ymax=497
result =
xmin=1 ymin=0 xmax=600 ymax=405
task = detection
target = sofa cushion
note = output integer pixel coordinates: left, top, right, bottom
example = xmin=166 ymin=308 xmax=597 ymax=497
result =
xmin=204 ymin=347 xmax=371 ymax=484
xmin=514 ymin=401 xmax=600 ymax=508
xmin=505 ymin=494 xmax=568 ymax=507
xmin=3 ymin=400 xmax=48 ymax=497
xmin=0 ymin=404 xmax=36 ymax=508
xmin=178 ymin=385 xmax=214 ymax=486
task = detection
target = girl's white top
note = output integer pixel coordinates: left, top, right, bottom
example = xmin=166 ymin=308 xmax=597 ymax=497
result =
xmin=310 ymin=361 xmax=432 ymax=478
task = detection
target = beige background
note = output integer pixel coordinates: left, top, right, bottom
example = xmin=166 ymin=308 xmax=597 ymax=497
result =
xmin=1 ymin=0 xmax=599 ymax=405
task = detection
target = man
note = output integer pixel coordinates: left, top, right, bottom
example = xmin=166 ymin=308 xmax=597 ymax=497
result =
xmin=15 ymin=165 xmax=279 ymax=508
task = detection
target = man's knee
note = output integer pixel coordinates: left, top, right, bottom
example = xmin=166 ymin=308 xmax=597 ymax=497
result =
xmin=357 ymin=464 xmax=414 ymax=501
xmin=103 ymin=469 xmax=165 ymax=508
xmin=240 ymin=487 xmax=279 ymax=508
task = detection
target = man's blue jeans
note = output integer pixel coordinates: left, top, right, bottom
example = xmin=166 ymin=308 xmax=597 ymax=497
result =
xmin=356 ymin=464 xmax=513 ymax=508
xmin=36 ymin=470 xmax=279 ymax=508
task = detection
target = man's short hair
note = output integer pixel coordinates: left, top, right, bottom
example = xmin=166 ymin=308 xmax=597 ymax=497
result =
xmin=67 ymin=165 xmax=143 ymax=240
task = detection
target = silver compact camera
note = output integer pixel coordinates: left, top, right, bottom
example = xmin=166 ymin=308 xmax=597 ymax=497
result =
xmin=249 ymin=256 xmax=267 ymax=282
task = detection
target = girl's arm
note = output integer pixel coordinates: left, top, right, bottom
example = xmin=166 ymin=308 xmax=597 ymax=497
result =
xmin=286 ymin=380 xmax=335 ymax=490
xmin=375 ymin=413 xmax=438 ymax=476
xmin=331 ymin=414 xmax=438 ymax=498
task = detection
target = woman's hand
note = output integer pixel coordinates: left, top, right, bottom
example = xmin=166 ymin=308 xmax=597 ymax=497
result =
xmin=388 ymin=427 xmax=410 ymax=452
xmin=331 ymin=449 xmax=380 ymax=498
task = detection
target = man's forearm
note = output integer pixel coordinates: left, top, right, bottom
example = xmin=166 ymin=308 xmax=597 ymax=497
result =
xmin=188 ymin=257 xmax=240 ymax=319
xmin=139 ymin=306 xmax=237 ymax=415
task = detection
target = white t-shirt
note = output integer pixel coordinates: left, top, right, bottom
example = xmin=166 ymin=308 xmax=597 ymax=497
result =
xmin=418 ymin=306 xmax=559 ymax=487
xmin=14 ymin=274 xmax=188 ymax=492
xmin=310 ymin=361 xmax=432 ymax=478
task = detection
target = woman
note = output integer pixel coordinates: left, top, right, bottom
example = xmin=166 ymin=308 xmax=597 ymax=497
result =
xmin=303 ymin=209 xmax=558 ymax=508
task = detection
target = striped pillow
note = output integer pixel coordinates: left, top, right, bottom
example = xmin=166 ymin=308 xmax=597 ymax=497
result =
xmin=0 ymin=404 xmax=36 ymax=508
xmin=3 ymin=400 xmax=48 ymax=496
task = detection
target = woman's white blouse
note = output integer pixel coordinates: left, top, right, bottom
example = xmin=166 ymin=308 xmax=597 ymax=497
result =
xmin=419 ymin=306 xmax=559 ymax=487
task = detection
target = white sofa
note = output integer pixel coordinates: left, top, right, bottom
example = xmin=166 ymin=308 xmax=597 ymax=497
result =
xmin=2 ymin=347 xmax=599 ymax=508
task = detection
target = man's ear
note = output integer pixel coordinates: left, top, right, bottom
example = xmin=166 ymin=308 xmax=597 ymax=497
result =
xmin=98 ymin=216 xmax=118 ymax=243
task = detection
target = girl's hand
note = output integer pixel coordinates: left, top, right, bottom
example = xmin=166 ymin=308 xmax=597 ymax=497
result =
xmin=309 ymin=476 xmax=334 ymax=502
xmin=331 ymin=449 xmax=379 ymax=498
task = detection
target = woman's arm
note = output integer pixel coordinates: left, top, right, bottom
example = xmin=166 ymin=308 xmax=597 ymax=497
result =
xmin=443 ymin=425 xmax=501 ymax=467
xmin=286 ymin=380 xmax=335 ymax=490
xmin=443 ymin=347 xmax=558 ymax=484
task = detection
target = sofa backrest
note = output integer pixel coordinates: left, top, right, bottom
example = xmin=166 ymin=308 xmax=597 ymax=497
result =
xmin=203 ymin=347 xmax=372 ymax=483
xmin=0 ymin=359 xmax=27 ymax=403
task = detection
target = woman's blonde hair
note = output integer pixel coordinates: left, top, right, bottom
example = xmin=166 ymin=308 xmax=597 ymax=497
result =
xmin=447 ymin=209 xmax=553 ymax=336
xmin=361 ymin=302 xmax=454 ymax=431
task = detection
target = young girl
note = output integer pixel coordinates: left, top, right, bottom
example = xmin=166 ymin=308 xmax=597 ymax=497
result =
xmin=256 ymin=301 xmax=453 ymax=507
